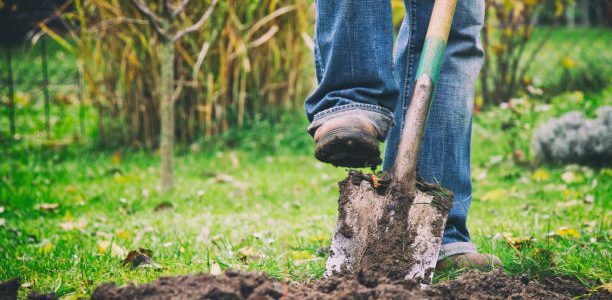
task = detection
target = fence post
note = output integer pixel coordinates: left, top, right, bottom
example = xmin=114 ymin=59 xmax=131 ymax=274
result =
xmin=6 ymin=46 xmax=16 ymax=137
xmin=41 ymin=37 xmax=51 ymax=138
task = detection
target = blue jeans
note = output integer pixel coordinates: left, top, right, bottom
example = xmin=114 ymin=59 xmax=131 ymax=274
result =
xmin=305 ymin=0 xmax=485 ymax=259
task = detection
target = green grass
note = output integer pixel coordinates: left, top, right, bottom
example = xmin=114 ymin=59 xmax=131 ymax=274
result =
xmin=1 ymin=86 xmax=611 ymax=298
xmin=526 ymin=27 xmax=612 ymax=95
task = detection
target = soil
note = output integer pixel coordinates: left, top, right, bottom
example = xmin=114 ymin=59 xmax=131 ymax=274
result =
xmin=2 ymin=269 xmax=606 ymax=300
xmin=84 ymin=269 xmax=607 ymax=300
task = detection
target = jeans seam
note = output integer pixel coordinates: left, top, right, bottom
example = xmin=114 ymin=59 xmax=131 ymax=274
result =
xmin=313 ymin=13 xmax=323 ymax=78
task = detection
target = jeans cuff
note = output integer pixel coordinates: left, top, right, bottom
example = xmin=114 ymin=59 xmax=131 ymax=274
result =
xmin=307 ymin=104 xmax=395 ymax=140
xmin=438 ymin=242 xmax=477 ymax=261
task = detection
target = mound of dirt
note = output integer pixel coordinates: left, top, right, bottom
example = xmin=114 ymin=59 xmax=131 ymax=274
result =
xmin=88 ymin=269 xmax=601 ymax=300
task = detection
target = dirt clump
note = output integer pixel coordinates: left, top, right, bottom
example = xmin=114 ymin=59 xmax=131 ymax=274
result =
xmin=0 ymin=278 xmax=19 ymax=300
xmin=91 ymin=270 xmax=287 ymax=300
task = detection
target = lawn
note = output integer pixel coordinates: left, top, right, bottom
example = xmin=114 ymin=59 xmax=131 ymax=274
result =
xmin=1 ymin=28 xmax=611 ymax=298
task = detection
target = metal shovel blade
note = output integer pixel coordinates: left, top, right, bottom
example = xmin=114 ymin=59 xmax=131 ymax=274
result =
xmin=325 ymin=173 xmax=452 ymax=284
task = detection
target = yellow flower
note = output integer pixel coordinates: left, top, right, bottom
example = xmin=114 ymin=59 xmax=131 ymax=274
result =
xmin=290 ymin=250 xmax=313 ymax=260
xmin=41 ymin=241 xmax=53 ymax=254
xmin=560 ymin=57 xmax=576 ymax=69
xmin=532 ymin=169 xmax=550 ymax=182
xmin=116 ymin=229 xmax=130 ymax=240
xmin=555 ymin=227 xmax=580 ymax=239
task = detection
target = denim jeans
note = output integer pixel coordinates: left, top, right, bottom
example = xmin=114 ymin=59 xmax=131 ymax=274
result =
xmin=305 ymin=0 xmax=485 ymax=259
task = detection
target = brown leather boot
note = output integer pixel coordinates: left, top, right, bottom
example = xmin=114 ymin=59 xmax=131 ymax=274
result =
xmin=436 ymin=253 xmax=502 ymax=271
xmin=313 ymin=116 xmax=382 ymax=168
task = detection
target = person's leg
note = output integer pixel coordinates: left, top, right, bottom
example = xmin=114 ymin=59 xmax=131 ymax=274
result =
xmin=305 ymin=0 xmax=398 ymax=168
xmin=384 ymin=0 xmax=492 ymax=262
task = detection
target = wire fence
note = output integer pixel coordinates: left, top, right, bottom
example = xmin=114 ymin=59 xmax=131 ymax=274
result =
xmin=1 ymin=36 xmax=87 ymax=143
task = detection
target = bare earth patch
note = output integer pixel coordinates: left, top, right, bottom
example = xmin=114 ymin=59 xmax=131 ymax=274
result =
xmin=1 ymin=269 xmax=607 ymax=299
xmin=84 ymin=269 xmax=608 ymax=300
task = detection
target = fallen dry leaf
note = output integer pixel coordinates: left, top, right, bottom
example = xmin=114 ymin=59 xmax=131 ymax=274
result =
xmin=503 ymin=233 xmax=532 ymax=250
xmin=556 ymin=200 xmax=581 ymax=208
xmin=598 ymin=282 xmax=612 ymax=293
xmin=0 ymin=206 xmax=4 ymax=213
xmin=60 ymin=218 xmax=87 ymax=231
xmin=35 ymin=203 xmax=60 ymax=212
xmin=154 ymin=201 xmax=174 ymax=212
xmin=561 ymin=171 xmax=583 ymax=184
xmin=0 ymin=218 xmax=5 ymax=226
xmin=206 ymin=174 xmax=247 ymax=190
xmin=98 ymin=240 xmax=127 ymax=257
xmin=481 ymin=189 xmax=506 ymax=202
xmin=123 ymin=248 xmax=161 ymax=269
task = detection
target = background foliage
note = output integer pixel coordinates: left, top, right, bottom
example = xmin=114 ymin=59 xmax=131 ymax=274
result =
xmin=55 ymin=0 xmax=313 ymax=148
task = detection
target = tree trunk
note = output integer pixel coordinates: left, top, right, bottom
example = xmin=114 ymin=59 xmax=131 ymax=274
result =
xmin=159 ymin=39 xmax=175 ymax=192
xmin=578 ymin=0 xmax=591 ymax=26
xmin=566 ymin=1 xmax=576 ymax=28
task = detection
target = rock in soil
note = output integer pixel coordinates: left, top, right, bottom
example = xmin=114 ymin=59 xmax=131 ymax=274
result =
xmin=87 ymin=269 xmax=604 ymax=300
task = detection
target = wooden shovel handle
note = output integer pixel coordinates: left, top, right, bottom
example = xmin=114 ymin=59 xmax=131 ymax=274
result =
xmin=390 ymin=0 xmax=457 ymax=194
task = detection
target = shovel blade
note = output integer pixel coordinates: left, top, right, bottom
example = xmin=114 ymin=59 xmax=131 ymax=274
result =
xmin=403 ymin=191 xmax=448 ymax=282
xmin=325 ymin=173 xmax=451 ymax=284
xmin=325 ymin=179 xmax=392 ymax=276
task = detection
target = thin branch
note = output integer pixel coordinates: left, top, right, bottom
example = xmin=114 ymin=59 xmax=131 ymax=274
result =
xmin=228 ymin=26 xmax=278 ymax=61
xmin=88 ymin=17 xmax=149 ymax=33
xmin=192 ymin=41 xmax=211 ymax=86
xmin=517 ymin=28 xmax=553 ymax=87
xmin=132 ymin=0 xmax=168 ymax=37
xmin=246 ymin=5 xmax=295 ymax=40
xmin=249 ymin=25 xmax=278 ymax=48
xmin=172 ymin=76 xmax=185 ymax=102
xmin=173 ymin=0 xmax=218 ymax=42
xmin=172 ymin=0 xmax=191 ymax=18
xmin=301 ymin=31 xmax=314 ymax=52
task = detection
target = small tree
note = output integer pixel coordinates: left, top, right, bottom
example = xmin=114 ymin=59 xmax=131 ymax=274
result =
xmin=132 ymin=0 xmax=218 ymax=192
xmin=481 ymin=0 xmax=544 ymax=105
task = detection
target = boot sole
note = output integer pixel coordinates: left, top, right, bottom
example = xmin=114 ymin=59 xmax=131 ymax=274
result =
xmin=315 ymin=127 xmax=381 ymax=168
